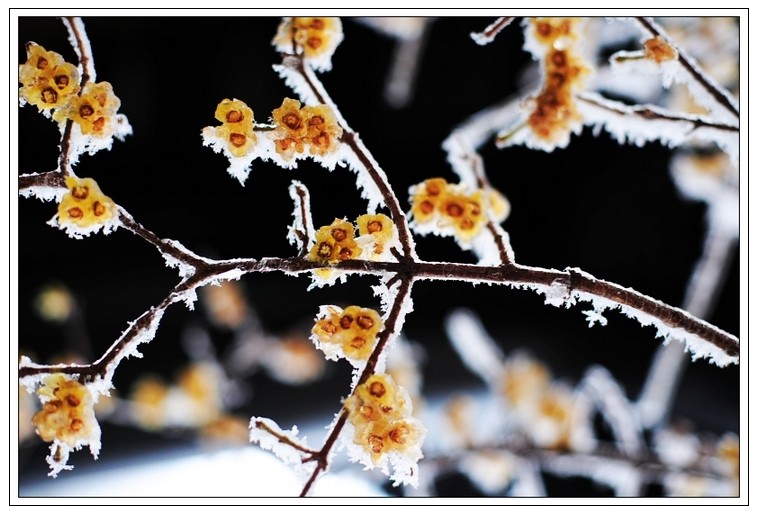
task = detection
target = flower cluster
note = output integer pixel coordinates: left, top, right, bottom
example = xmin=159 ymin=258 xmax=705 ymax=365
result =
xmin=344 ymin=373 xmax=425 ymax=482
xmin=212 ymin=99 xmax=257 ymax=158
xmin=273 ymin=17 xmax=344 ymax=72
xmin=270 ymin=98 xmax=343 ymax=160
xmin=525 ymin=18 xmax=590 ymax=147
xmin=308 ymin=214 xmax=399 ymax=266
xmin=31 ymin=374 xmax=101 ymax=459
xmin=410 ymin=178 xmax=509 ymax=242
xmin=20 ymin=43 xmax=125 ymax=140
xmin=130 ymin=361 xmax=226 ymax=431
xmin=56 ymin=176 xmax=117 ymax=236
xmin=498 ymin=354 xmax=588 ymax=450
xmin=19 ymin=43 xmax=79 ymax=111
xmin=311 ymin=305 xmax=384 ymax=362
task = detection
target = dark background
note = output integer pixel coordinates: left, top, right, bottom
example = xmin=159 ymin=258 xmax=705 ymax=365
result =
xmin=17 ymin=16 xmax=740 ymax=496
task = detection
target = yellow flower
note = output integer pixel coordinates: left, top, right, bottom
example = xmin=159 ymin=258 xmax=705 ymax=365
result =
xmin=644 ymin=36 xmax=678 ymax=63
xmin=57 ymin=176 xmax=117 ymax=230
xmin=410 ymin=178 xmax=448 ymax=225
xmin=206 ymin=98 xmax=257 ymax=158
xmin=312 ymin=305 xmax=383 ymax=361
xmin=32 ymin=374 xmax=99 ymax=448
xmin=19 ymin=43 xmax=80 ymax=110
xmin=272 ymin=97 xmax=308 ymax=138
xmin=303 ymin=104 xmax=342 ymax=156
xmin=308 ymin=219 xmax=362 ymax=264
xmin=273 ymin=17 xmax=344 ymax=66
xmin=215 ymin=98 xmax=255 ymax=127
xmin=56 ymin=82 xmax=122 ymax=136
xmin=356 ymin=213 xmax=397 ymax=258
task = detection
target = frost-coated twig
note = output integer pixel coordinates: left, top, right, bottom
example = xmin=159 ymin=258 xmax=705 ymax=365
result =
xmin=636 ymin=220 xmax=738 ymax=428
xmin=279 ymin=54 xmax=418 ymax=260
xmin=298 ymin=277 xmax=414 ymax=496
xmin=577 ymin=92 xmax=739 ymax=134
xmin=470 ymin=17 xmax=515 ymax=46
xmin=634 ymin=17 xmax=739 ymax=121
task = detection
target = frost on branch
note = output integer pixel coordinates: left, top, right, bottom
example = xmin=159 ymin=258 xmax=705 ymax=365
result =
xmin=250 ymin=417 xmax=316 ymax=482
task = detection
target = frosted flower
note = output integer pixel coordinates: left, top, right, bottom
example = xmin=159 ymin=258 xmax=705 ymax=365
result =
xmin=273 ymin=17 xmax=344 ymax=72
xmin=312 ymin=305 xmax=384 ymax=362
xmin=410 ymin=178 xmax=493 ymax=241
xmin=56 ymin=176 xmax=118 ymax=236
xmin=356 ymin=213 xmax=399 ymax=260
xmin=55 ymin=82 xmax=122 ymax=137
xmin=344 ymin=373 xmax=425 ymax=484
xmin=207 ymin=98 xmax=257 ymax=158
xmin=32 ymin=373 xmax=101 ymax=473
xmin=307 ymin=218 xmax=362 ymax=264
xmin=19 ymin=42 xmax=80 ymax=111
xmin=303 ymin=104 xmax=343 ymax=156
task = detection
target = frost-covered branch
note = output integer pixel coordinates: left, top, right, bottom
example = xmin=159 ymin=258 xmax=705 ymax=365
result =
xmin=470 ymin=17 xmax=515 ymax=46
xmin=276 ymin=53 xmax=417 ymax=260
xmin=634 ymin=17 xmax=739 ymax=121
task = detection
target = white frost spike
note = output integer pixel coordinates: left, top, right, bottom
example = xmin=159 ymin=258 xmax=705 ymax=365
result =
xmin=445 ymin=309 xmax=505 ymax=385
xmin=66 ymin=114 xmax=133 ymax=167
xmin=48 ymin=210 xmax=122 ymax=240
xmin=578 ymin=92 xmax=738 ymax=164
xmin=63 ymin=17 xmax=96 ymax=84
xmin=287 ymin=180 xmax=314 ymax=253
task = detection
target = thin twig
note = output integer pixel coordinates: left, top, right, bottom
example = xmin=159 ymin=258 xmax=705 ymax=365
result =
xmin=577 ymin=92 xmax=739 ymax=133
xmin=634 ymin=17 xmax=739 ymax=120
xmin=470 ymin=17 xmax=515 ymax=46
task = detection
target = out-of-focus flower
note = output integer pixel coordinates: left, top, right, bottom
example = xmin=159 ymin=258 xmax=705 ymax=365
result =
xmin=35 ymin=283 xmax=75 ymax=322
xmin=201 ymin=280 xmax=250 ymax=330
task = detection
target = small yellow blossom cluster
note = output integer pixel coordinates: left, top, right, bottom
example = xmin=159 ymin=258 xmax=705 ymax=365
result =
xmin=32 ymin=373 xmax=100 ymax=449
xmin=410 ymin=178 xmax=510 ymax=241
xmin=527 ymin=18 xmax=590 ymax=144
xmin=20 ymin=43 xmax=123 ymax=138
xmin=499 ymin=354 xmax=584 ymax=450
xmin=210 ymin=99 xmax=257 ymax=158
xmin=308 ymin=214 xmax=398 ymax=265
xmin=57 ymin=176 xmax=117 ymax=231
xmin=130 ymin=362 xmax=224 ymax=431
xmin=312 ymin=305 xmax=384 ymax=362
xmin=271 ymin=98 xmax=343 ymax=160
xmin=19 ymin=43 xmax=79 ymax=111
xmin=273 ymin=18 xmax=344 ymax=71
xmin=344 ymin=373 xmax=425 ymax=466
